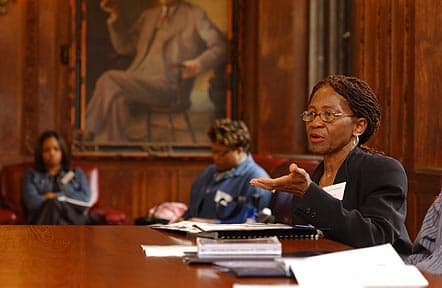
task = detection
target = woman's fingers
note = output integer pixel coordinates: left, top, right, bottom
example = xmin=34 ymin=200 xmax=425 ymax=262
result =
xmin=250 ymin=177 xmax=275 ymax=190
xmin=250 ymin=164 xmax=312 ymax=196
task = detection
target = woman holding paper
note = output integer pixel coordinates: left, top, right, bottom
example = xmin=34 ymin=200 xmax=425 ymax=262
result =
xmin=250 ymin=75 xmax=413 ymax=254
xmin=22 ymin=130 xmax=92 ymax=224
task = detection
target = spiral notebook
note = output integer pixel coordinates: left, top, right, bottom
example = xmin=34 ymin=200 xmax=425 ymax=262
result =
xmin=194 ymin=224 xmax=319 ymax=240
xmin=151 ymin=221 xmax=319 ymax=240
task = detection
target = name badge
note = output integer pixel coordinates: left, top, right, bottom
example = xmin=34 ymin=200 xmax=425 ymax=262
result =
xmin=214 ymin=190 xmax=233 ymax=206
xmin=61 ymin=171 xmax=75 ymax=184
xmin=323 ymin=182 xmax=346 ymax=200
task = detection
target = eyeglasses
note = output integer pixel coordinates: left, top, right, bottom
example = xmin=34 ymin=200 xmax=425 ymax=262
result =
xmin=301 ymin=110 xmax=354 ymax=122
xmin=211 ymin=148 xmax=232 ymax=157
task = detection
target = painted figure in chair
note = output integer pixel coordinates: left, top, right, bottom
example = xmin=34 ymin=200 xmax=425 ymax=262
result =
xmin=86 ymin=0 xmax=227 ymax=142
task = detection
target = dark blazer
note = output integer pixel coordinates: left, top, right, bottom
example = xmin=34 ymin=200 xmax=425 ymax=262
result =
xmin=292 ymin=147 xmax=413 ymax=254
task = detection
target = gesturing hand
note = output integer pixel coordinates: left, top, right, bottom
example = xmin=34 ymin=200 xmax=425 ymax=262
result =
xmin=249 ymin=163 xmax=312 ymax=197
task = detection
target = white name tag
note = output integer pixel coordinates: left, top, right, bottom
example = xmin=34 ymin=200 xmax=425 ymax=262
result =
xmin=61 ymin=171 xmax=75 ymax=185
xmin=214 ymin=190 xmax=233 ymax=206
xmin=323 ymin=182 xmax=346 ymax=200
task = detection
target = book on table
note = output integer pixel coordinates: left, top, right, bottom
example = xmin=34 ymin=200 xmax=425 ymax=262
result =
xmin=196 ymin=236 xmax=282 ymax=258
xmin=150 ymin=221 xmax=319 ymax=240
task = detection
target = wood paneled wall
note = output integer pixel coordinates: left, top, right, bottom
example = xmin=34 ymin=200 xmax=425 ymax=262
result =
xmin=0 ymin=0 xmax=71 ymax=161
xmin=79 ymin=158 xmax=210 ymax=220
xmin=413 ymin=0 xmax=442 ymax=173
xmin=0 ymin=0 xmax=25 ymax=161
xmin=240 ymin=0 xmax=309 ymax=155
xmin=0 ymin=0 xmax=440 ymax=236
xmin=350 ymin=0 xmax=441 ymax=238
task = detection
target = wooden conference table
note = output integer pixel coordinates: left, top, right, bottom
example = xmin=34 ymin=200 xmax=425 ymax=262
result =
xmin=0 ymin=226 xmax=440 ymax=287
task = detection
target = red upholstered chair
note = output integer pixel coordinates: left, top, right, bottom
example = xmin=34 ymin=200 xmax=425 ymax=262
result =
xmin=253 ymin=154 xmax=320 ymax=225
xmin=0 ymin=207 xmax=18 ymax=224
xmin=0 ymin=162 xmax=127 ymax=225
xmin=252 ymin=154 xmax=291 ymax=178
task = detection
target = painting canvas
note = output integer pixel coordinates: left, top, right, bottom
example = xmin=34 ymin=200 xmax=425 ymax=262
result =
xmin=71 ymin=0 xmax=234 ymax=156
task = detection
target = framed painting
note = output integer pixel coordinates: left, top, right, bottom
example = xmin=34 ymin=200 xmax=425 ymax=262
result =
xmin=70 ymin=0 xmax=239 ymax=157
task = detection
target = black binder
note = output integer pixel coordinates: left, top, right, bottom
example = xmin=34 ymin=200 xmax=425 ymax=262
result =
xmin=195 ymin=225 xmax=319 ymax=240
xmin=150 ymin=221 xmax=320 ymax=240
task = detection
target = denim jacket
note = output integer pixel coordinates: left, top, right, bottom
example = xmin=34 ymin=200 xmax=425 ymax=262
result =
xmin=22 ymin=167 xmax=91 ymax=222
xmin=183 ymin=154 xmax=272 ymax=223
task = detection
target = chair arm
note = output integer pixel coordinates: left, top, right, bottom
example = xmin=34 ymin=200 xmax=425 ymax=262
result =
xmin=89 ymin=207 xmax=127 ymax=225
xmin=0 ymin=208 xmax=19 ymax=225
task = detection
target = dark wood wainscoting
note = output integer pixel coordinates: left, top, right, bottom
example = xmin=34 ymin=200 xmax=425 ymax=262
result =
xmin=350 ymin=0 xmax=442 ymax=238
xmin=75 ymin=158 xmax=211 ymax=223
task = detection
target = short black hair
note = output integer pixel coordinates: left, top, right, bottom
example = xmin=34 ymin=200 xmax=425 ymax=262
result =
xmin=207 ymin=119 xmax=251 ymax=151
xmin=34 ymin=130 xmax=70 ymax=172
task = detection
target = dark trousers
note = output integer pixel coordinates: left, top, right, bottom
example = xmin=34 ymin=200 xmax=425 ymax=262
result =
xmin=31 ymin=199 xmax=90 ymax=225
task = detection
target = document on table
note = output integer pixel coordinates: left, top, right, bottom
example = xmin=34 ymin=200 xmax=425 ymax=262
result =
xmin=141 ymin=245 xmax=197 ymax=257
xmin=149 ymin=220 xmax=207 ymax=234
xmin=150 ymin=220 xmax=294 ymax=234
xmin=233 ymin=285 xmax=299 ymax=288
xmin=283 ymin=243 xmax=429 ymax=288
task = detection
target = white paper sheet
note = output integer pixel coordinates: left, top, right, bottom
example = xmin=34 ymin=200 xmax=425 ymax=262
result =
xmin=322 ymin=182 xmax=346 ymax=200
xmin=140 ymin=245 xmax=197 ymax=257
xmin=283 ymin=244 xmax=429 ymax=288
xmin=233 ymin=285 xmax=299 ymax=288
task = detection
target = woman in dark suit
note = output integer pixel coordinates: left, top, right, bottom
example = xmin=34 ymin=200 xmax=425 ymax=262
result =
xmin=250 ymin=75 xmax=413 ymax=254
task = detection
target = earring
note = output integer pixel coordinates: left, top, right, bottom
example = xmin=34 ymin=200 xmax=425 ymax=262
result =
xmin=353 ymin=135 xmax=359 ymax=147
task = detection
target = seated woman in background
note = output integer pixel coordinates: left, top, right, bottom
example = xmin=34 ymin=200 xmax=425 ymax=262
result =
xmin=250 ymin=75 xmax=412 ymax=254
xmin=22 ymin=130 xmax=92 ymax=224
xmin=145 ymin=119 xmax=272 ymax=224
xmin=404 ymin=191 xmax=442 ymax=274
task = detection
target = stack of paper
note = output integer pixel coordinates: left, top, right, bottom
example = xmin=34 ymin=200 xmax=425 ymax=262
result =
xmin=140 ymin=245 xmax=197 ymax=257
xmin=149 ymin=220 xmax=204 ymax=234
xmin=283 ymin=244 xmax=429 ymax=287
xmin=197 ymin=236 xmax=282 ymax=258
xmin=140 ymin=236 xmax=196 ymax=257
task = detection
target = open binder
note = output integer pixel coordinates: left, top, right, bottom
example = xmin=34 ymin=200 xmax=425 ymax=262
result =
xmin=150 ymin=221 xmax=319 ymax=240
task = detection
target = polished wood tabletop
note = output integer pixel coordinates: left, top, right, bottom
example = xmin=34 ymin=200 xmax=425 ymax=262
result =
xmin=0 ymin=225 xmax=440 ymax=287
